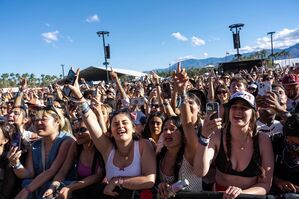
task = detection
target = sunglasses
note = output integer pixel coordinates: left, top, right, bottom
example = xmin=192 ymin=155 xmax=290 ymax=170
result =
xmin=109 ymin=108 xmax=131 ymax=118
xmin=151 ymin=104 xmax=159 ymax=109
xmin=216 ymin=90 xmax=227 ymax=95
xmin=265 ymin=77 xmax=273 ymax=81
xmin=73 ymin=127 xmax=88 ymax=135
xmin=9 ymin=110 xmax=21 ymax=115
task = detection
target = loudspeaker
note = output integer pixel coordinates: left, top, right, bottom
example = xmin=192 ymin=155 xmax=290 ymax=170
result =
xmin=105 ymin=45 xmax=110 ymax=59
xmin=233 ymin=33 xmax=240 ymax=49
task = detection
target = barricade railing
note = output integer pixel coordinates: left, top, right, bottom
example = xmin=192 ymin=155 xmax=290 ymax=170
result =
xmin=174 ymin=191 xmax=299 ymax=199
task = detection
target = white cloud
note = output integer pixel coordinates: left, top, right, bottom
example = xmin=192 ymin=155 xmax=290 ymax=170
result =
xmin=203 ymin=52 xmax=209 ymax=57
xmin=171 ymin=32 xmax=188 ymax=41
xmin=67 ymin=36 xmax=73 ymax=43
xmin=41 ymin=30 xmax=59 ymax=43
xmin=191 ymin=36 xmax=205 ymax=46
xmin=240 ymin=26 xmax=299 ymax=53
xmin=86 ymin=14 xmax=100 ymax=23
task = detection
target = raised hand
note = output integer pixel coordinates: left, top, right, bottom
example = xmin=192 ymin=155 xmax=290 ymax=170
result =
xmin=201 ymin=112 xmax=222 ymax=138
xmin=110 ymin=67 xmax=118 ymax=80
xmin=173 ymin=62 xmax=188 ymax=94
xmin=66 ymin=69 xmax=83 ymax=101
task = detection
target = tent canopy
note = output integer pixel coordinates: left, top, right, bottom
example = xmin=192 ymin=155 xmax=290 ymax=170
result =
xmin=79 ymin=66 xmax=147 ymax=82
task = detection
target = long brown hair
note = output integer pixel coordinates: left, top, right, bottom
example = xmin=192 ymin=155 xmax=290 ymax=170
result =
xmin=223 ymin=106 xmax=266 ymax=179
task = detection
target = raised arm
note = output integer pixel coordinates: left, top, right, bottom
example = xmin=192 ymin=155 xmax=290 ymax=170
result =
xmin=193 ymin=114 xmax=222 ymax=177
xmin=67 ymin=69 xmax=113 ymax=159
xmin=110 ymin=68 xmax=128 ymax=100
xmin=173 ymin=64 xmax=198 ymax=163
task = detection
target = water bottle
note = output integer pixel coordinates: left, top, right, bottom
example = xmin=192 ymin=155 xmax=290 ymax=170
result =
xmin=167 ymin=179 xmax=189 ymax=198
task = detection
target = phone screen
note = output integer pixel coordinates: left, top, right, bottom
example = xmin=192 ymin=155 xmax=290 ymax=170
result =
xmin=258 ymin=81 xmax=272 ymax=96
xmin=162 ymin=82 xmax=172 ymax=99
xmin=206 ymin=102 xmax=220 ymax=120
xmin=11 ymin=131 xmax=22 ymax=149
xmin=63 ymin=69 xmax=76 ymax=97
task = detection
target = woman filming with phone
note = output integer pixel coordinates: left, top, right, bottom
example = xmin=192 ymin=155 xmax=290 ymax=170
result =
xmin=193 ymin=91 xmax=274 ymax=199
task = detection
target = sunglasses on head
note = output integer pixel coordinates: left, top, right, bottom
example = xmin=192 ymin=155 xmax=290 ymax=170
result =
xmin=73 ymin=127 xmax=88 ymax=135
xmin=109 ymin=108 xmax=131 ymax=118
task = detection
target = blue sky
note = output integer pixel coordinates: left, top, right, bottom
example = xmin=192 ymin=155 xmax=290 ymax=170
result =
xmin=0 ymin=0 xmax=298 ymax=77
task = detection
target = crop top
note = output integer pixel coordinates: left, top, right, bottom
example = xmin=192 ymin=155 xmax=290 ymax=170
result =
xmin=215 ymin=131 xmax=262 ymax=177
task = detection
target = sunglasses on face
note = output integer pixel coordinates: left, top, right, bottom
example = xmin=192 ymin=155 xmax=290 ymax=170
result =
xmin=217 ymin=90 xmax=227 ymax=95
xmin=73 ymin=127 xmax=88 ymax=135
xmin=9 ymin=110 xmax=21 ymax=115
xmin=151 ymin=104 xmax=159 ymax=109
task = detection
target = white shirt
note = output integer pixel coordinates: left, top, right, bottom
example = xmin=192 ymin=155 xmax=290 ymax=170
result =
xmin=256 ymin=120 xmax=283 ymax=137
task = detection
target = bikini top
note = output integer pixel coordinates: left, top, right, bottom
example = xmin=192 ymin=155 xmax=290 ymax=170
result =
xmin=215 ymin=130 xmax=262 ymax=177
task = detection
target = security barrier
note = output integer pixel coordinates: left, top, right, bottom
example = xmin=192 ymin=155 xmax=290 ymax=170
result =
xmin=174 ymin=191 xmax=299 ymax=199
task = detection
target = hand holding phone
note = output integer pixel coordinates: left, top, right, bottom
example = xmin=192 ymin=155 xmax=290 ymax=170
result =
xmin=206 ymin=102 xmax=220 ymax=120
xmin=63 ymin=68 xmax=76 ymax=97
xmin=258 ymin=81 xmax=272 ymax=96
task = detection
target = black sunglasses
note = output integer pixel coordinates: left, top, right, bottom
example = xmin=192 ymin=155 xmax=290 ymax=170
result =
xmin=73 ymin=127 xmax=88 ymax=135
xmin=109 ymin=108 xmax=131 ymax=118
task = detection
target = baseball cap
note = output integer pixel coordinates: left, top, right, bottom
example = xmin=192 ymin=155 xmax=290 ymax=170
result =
xmin=281 ymin=74 xmax=299 ymax=85
xmin=228 ymin=91 xmax=256 ymax=110
xmin=248 ymin=83 xmax=258 ymax=89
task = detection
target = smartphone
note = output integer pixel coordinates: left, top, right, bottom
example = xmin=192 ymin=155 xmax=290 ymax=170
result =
xmin=206 ymin=102 xmax=220 ymax=120
xmin=258 ymin=81 xmax=272 ymax=96
xmin=62 ymin=69 xmax=76 ymax=97
xmin=130 ymin=97 xmax=145 ymax=106
xmin=46 ymin=97 xmax=54 ymax=106
xmin=162 ymin=82 xmax=172 ymax=99
xmin=11 ymin=131 xmax=22 ymax=149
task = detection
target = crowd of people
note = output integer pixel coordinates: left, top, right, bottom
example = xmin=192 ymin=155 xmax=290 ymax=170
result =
xmin=0 ymin=63 xmax=299 ymax=199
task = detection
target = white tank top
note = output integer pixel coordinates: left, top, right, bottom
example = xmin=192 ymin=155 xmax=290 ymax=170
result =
xmin=106 ymin=141 xmax=142 ymax=181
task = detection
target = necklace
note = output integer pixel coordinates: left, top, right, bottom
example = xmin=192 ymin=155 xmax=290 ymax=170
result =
xmin=117 ymin=142 xmax=133 ymax=161
xmin=240 ymin=135 xmax=248 ymax=151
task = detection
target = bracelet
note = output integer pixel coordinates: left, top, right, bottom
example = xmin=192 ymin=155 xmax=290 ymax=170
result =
xmin=78 ymin=101 xmax=90 ymax=114
xmin=118 ymin=177 xmax=124 ymax=189
xmin=198 ymin=134 xmax=210 ymax=147
xmin=11 ymin=162 xmax=24 ymax=169
xmin=163 ymin=102 xmax=169 ymax=106
xmin=17 ymin=91 xmax=24 ymax=97
xmin=25 ymin=186 xmax=32 ymax=193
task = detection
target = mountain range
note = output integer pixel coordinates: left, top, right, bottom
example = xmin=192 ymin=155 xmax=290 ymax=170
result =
xmin=155 ymin=43 xmax=299 ymax=72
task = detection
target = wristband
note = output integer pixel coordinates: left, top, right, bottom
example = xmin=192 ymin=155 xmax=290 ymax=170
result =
xmin=199 ymin=134 xmax=210 ymax=147
xmin=17 ymin=91 xmax=24 ymax=97
xmin=11 ymin=162 xmax=24 ymax=169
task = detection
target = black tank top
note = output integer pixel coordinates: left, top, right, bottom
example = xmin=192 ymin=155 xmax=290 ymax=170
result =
xmin=215 ymin=130 xmax=262 ymax=177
